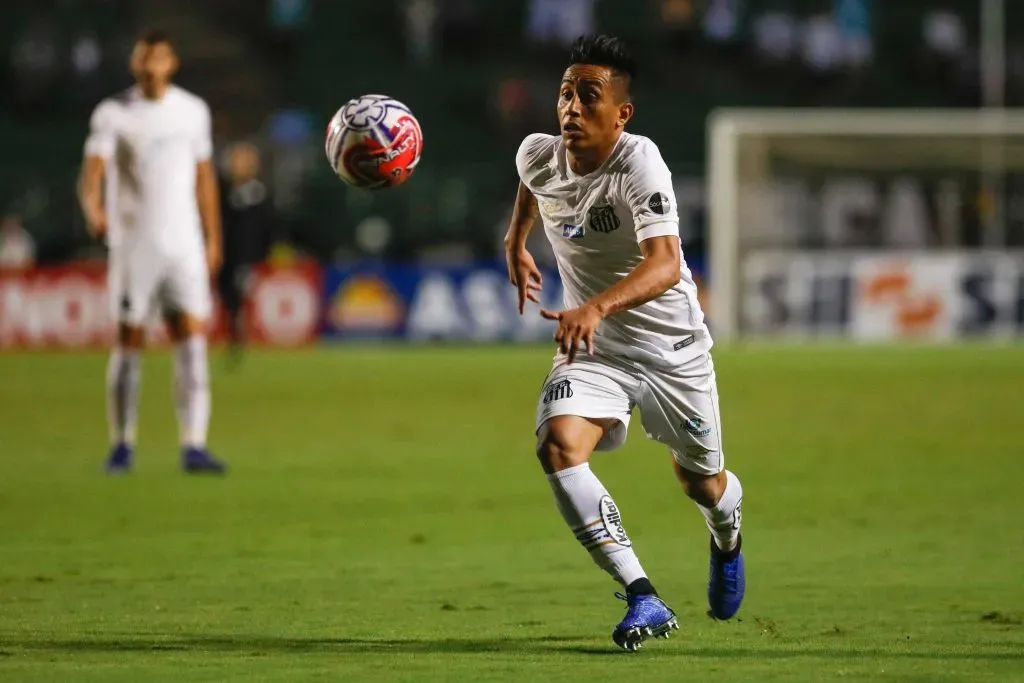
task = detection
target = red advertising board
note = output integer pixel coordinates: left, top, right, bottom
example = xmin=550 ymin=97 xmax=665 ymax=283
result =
xmin=0 ymin=261 xmax=322 ymax=349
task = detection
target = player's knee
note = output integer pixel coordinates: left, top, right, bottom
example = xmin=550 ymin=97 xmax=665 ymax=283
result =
xmin=166 ymin=312 xmax=207 ymax=342
xmin=673 ymin=462 xmax=727 ymax=507
xmin=117 ymin=325 xmax=145 ymax=349
xmin=536 ymin=429 xmax=589 ymax=474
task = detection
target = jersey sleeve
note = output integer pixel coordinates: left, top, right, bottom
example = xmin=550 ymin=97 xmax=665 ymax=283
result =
xmin=621 ymin=139 xmax=679 ymax=243
xmin=192 ymin=101 xmax=213 ymax=162
xmin=515 ymin=133 xmax=554 ymax=189
xmin=83 ymin=101 xmax=117 ymax=160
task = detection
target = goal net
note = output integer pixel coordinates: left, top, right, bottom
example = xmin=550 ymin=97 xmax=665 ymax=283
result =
xmin=707 ymin=109 xmax=1024 ymax=343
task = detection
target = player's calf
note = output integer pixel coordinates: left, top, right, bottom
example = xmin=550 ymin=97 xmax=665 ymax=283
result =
xmin=674 ymin=463 xmax=745 ymax=619
xmin=167 ymin=312 xmax=224 ymax=474
xmin=105 ymin=326 xmax=144 ymax=474
xmin=538 ymin=416 xmax=675 ymax=647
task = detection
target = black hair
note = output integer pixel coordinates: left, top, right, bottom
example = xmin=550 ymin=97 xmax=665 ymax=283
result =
xmin=567 ymin=34 xmax=636 ymax=91
xmin=136 ymin=28 xmax=174 ymax=48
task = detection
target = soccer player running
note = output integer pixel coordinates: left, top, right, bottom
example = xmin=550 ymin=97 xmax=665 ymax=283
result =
xmin=505 ymin=35 xmax=744 ymax=651
xmin=78 ymin=30 xmax=227 ymax=474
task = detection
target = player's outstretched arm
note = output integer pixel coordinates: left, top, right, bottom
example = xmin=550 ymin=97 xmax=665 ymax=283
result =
xmin=504 ymin=181 xmax=544 ymax=314
xmin=540 ymin=235 xmax=680 ymax=362
xmin=196 ymin=160 xmax=223 ymax=276
xmin=78 ymin=156 xmax=108 ymax=238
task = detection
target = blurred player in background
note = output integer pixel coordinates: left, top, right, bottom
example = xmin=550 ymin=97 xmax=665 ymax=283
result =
xmin=506 ymin=34 xmax=744 ymax=651
xmin=218 ymin=141 xmax=275 ymax=366
xmin=78 ymin=29 xmax=227 ymax=474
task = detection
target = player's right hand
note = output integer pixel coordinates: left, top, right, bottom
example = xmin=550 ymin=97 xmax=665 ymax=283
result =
xmin=86 ymin=212 xmax=108 ymax=239
xmin=506 ymin=245 xmax=543 ymax=315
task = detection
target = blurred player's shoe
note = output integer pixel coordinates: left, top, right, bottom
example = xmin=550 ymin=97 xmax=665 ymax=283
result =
xmin=182 ymin=447 xmax=227 ymax=475
xmin=611 ymin=592 xmax=678 ymax=651
xmin=707 ymin=534 xmax=745 ymax=620
xmin=104 ymin=443 xmax=133 ymax=474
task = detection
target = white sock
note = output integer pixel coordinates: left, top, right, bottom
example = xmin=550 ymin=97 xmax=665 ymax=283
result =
xmin=174 ymin=336 xmax=210 ymax=448
xmin=106 ymin=347 xmax=141 ymax=446
xmin=546 ymin=463 xmax=647 ymax=587
xmin=697 ymin=470 xmax=743 ymax=552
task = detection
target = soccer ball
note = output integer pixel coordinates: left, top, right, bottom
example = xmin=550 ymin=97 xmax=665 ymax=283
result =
xmin=325 ymin=94 xmax=423 ymax=190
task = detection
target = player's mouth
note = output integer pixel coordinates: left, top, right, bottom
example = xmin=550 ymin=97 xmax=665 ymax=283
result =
xmin=562 ymin=122 xmax=584 ymax=137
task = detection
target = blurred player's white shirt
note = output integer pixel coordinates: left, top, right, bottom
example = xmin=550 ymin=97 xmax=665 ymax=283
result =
xmin=517 ymin=132 xmax=711 ymax=367
xmin=84 ymin=85 xmax=212 ymax=259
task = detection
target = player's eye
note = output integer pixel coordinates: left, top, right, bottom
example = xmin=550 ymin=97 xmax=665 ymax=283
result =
xmin=560 ymin=90 xmax=573 ymax=101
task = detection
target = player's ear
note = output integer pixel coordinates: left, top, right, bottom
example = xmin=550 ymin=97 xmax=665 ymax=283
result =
xmin=617 ymin=102 xmax=634 ymax=129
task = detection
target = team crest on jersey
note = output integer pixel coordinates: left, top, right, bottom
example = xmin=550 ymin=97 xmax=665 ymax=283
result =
xmin=587 ymin=205 xmax=620 ymax=233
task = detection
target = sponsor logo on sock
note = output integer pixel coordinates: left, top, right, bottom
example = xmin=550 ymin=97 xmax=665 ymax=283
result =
xmin=542 ymin=378 xmax=573 ymax=404
xmin=599 ymin=495 xmax=631 ymax=547
xmin=733 ymin=498 xmax=743 ymax=530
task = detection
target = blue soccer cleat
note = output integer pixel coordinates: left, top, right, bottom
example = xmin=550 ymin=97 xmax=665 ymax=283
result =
xmin=105 ymin=443 xmax=133 ymax=474
xmin=612 ymin=592 xmax=679 ymax=651
xmin=707 ymin=534 xmax=745 ymax=620
xmin=182 ymin=447 xmax=227 ymax=475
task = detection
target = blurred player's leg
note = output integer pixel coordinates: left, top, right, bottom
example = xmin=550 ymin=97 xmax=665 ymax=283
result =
xmin=164 ymin=259 xmax=226 ymax=474
xmin=216 ymin=266 xmax=244 ymax=369
xmin=104 ymin=256 xmax=157 ymax=474
xmin=105 ymin=326 xmax=143 ymax=473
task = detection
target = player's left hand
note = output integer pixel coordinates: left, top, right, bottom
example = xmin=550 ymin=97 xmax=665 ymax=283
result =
xmin=540 ymin=304 xmax=602 ymax=363
xmin=205 ymin=240 xmax=223 ymax=276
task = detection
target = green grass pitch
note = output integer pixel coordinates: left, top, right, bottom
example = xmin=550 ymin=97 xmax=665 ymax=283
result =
xmin=1 ymin=344 xmax=1022 ymax=682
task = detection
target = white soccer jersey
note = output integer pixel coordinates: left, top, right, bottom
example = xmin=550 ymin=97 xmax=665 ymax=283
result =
xmin=516 ymin=132 xmax=711 ymax=367
xmin=84 ymin=85 xmax=212 ymax=259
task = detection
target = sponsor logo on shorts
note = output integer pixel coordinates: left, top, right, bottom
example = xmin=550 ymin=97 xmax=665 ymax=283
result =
xmin=587 ymin=205 xmax=620 ymax=234
xmin=562 ymin=223 xmax=585 ymax=239
xmin=542 ymin=378 xmax=573 ymax=404
xmin=648 ymin=192 xmax=670 ymax=215
xmin=600 ymin=495 xmax=631 ymax=547
xmin=683 ymin=416 xmax=712 ymax=438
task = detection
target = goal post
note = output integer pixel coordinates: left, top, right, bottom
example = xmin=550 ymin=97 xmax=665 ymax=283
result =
xmin=707 ymin=108 xmax=1024 ymax=342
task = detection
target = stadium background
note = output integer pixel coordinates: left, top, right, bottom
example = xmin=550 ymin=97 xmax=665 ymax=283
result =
xmin=1 ymin=2 xmax=1023 ymax=681
xmin=3 ymin=0 xmax=1023 ymax=346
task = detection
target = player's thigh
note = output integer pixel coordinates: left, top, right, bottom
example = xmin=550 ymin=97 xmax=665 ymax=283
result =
xmin=160 ymin=256 xmax=212 ymax=328
xmin=108 ymin=250 xmax=161 ymax=330
xmin=536 ymin=356 xmax=637 ymax=455
xmin=638 ymin=353 xmax=725 ymax=476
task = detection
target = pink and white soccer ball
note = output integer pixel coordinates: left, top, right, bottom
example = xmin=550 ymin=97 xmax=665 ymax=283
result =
xmin=325 ymin=94 xmax=423 ymax=190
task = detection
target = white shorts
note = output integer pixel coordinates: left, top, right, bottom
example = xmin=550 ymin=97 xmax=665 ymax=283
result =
xmin=108 ymin=249 xmax=211 ymax=327
xmin=535 ymin=352 xmax=725 ymax=475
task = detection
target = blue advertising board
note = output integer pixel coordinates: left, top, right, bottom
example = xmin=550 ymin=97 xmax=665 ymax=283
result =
xmin=321 ymin=264 xmax=566 ymax=342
